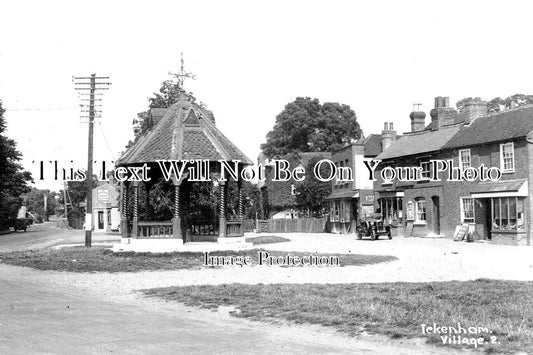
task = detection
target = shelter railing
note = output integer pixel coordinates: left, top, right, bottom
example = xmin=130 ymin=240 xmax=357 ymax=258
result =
xmin=189 ymin=219 xmax=219 ymax=237
xmin=225 ymin=219 xmax=244 ymax=237
xmin=137 ymin=221 xmax=173 ymax=238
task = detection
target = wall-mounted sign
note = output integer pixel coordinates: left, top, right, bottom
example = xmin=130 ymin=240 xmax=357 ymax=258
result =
xmin=365 ymin=194 xmax=374 ymax=204
xmin=406 ymin=201 xmax=414 ymax=221
xmin=97 ymin=189 xmax=110 ymax=202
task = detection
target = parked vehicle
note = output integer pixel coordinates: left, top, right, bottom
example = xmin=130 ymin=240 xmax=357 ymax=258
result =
xmin=13 ymin=218 xmax=32 ymax=232
xmin=356 ymin=214 xmax=392 ymax=240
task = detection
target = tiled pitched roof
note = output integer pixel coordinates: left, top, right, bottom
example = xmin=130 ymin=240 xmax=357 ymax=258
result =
xmin=376 ymin=125 xmax=461 ymax=160
xmin=292 ymin=151 xmax=331 ymax=167
xmin=149 ymin=108 xmax=168 ymax=126
xmin=362 ymin=134 xmax=383 ymax=157
xmin=117 ymin=94 xmax=252 ymax=166
xmin=443 ymin=105 xmax=533 ymax=149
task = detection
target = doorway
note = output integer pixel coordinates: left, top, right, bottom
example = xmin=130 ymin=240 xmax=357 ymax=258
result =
xmin=431 ymin=196 xmax=440 ymax=234
xmin=98 ymin=211 xmax=104 ymax=230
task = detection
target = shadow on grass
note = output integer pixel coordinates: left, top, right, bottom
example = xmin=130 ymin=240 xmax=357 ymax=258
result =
xmin=0 ymin=247 xmax=397 ymax=273
xmin=245 ymin=236 xmax=291 ymax=245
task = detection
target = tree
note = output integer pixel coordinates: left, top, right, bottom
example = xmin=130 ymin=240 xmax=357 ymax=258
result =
xmin=0 ymin=100 xmax=33 ymax=229
xmin=456 ymin=94 xmax=533 ymax=114
xmin=130 ymin=80 xmax=205 ymax=141
xmin=295 ymin=157 xmax=332 ymax=217
xmin=261 ymin=97 xmax=362 ymax=158
xmin=65 ymin=175 xmax=98 ymax=208
xmin=24 ymin=188 xmax=59 ymax=219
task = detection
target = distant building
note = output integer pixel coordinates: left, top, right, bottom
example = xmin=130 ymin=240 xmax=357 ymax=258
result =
xmin=326 ymin=130 xmax=392 ymax=233
xmin=91 ymin=182 xmax=120 ymax=232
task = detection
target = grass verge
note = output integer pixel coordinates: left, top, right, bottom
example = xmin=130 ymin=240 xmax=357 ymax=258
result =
xmin=0 ymin=247 xmax=396 ymax=272
xmin=142 ymin=280 xmax=533 ymax=354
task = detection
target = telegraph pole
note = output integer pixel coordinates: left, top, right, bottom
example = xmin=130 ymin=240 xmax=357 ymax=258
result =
xmin=63 ymin=182 xmax=68 ymax=223
xmin=73 ymin=74 xmax=111 ymax=247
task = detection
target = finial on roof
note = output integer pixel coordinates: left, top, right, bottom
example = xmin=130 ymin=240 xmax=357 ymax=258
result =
xmin=169 ymin=52 xmax=196 ymax=92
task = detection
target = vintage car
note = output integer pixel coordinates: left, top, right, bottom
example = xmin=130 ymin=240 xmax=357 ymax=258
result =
xmin=356 ymin=214 xmax=392 ymax=240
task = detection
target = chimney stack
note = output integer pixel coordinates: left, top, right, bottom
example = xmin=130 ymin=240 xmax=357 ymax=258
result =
xmin=463 ymin=99 xmax=488 ymax=124
xmin=381 ymin=122 xmax=397 ymax=150
xmin=410 ymin=111 xmax=426 ymax=132
xmin=430 ymin=96 xmax=458 ymax=129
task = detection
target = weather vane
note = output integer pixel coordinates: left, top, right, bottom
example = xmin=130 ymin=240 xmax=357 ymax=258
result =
xmin=413 ymin=103 xmax=422 ymax=111
xmin=170 ymin=52 xmax=196 ymax=91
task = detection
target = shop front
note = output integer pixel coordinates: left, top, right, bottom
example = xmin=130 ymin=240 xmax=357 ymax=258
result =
xmin=470 ymin=179 xmax=529 ymax=245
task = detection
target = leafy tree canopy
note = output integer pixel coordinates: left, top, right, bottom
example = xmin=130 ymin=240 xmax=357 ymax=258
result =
xmin=0 ymin=100 xmax=33 ymax=229
xmin=130 ymin=80 xmax=205 ymax=142
xmin=295 ymin=157 xmax=332 ymax=218
xmin=456 ymin=94 xmax=533 ymax=113
xmin=23 ymin=188 xmax=59 ymax=217
xmin=261 ymin=97 xmax=362 ymax=158
xmin=65 ymin=175 xmax=98 ymax=209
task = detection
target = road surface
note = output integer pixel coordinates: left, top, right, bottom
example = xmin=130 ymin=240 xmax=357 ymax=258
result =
xmin=0 ymin=224 xmax=463 ymax=354
xmin=0 ymin=222 xmax=119 ymax=252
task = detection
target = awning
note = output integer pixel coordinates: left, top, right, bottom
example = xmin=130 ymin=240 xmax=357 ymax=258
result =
xmin=471 ymin=179 xmax=528 ymax=198
xmin=325 ymin=190 xmax=359 ymax=200
xmin=376 ymin=191 xmax=404 ymax=198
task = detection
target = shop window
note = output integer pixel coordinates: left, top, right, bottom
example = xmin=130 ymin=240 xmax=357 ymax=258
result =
xmin=415 ymin=198 xmax=426 ymax=222
xmin=492 ymin=197 xmax=525 ymax=231
xmin=461 ymin=197 xmax=475 ymax=223
xmin=500 ymin=142 xmax=515 ymax=173
xmin=459 ymin=149 xmax=471 ymax=171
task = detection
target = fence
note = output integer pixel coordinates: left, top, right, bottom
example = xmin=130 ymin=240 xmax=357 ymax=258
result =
xmin=244 ymin=218 xmax=327 ymax=233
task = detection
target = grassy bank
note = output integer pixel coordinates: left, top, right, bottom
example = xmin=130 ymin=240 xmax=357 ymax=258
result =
xmin=143 ymin=280 xmax=533 ymax=354
xmin=0 ymin=247 xmax=396 ymax=272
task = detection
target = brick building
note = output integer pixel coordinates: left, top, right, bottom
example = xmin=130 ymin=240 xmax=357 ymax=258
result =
xmin=374 ymin=97 xmax=533 ymax=245
xmin=327 ymin=132 xmax=390 ymax=233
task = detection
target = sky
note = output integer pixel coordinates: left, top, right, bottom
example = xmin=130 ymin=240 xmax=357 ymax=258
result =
xmin=1 ymin=0 xmax=533 ymax=191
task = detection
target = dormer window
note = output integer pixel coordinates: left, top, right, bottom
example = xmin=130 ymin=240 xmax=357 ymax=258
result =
xmin=184 ymin=109 xmax=200 ymax=126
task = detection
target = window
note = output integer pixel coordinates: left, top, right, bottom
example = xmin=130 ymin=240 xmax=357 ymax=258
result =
xmin=415 ymin=198 xmax=426 ymax=222
xmin=459 ymin=149 xmax=471 ymax=170
xmin=492 ymin=197 xmax=525 ymax=231
xmin=419 ymin=160 xmax=431 ymax=180
xmin=500 ymin=142 xmax=515 ymax=173
xmin=331 ymin=201 xmax=340 ymax=222
xmin=341 ymin=200 xmax=351 ymax=222
xmin=461 ymin=197 xmax=475 ymax=223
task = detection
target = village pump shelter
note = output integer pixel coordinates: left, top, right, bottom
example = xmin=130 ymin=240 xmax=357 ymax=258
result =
xmin=115 ymin=91 xmax=252 ymax=251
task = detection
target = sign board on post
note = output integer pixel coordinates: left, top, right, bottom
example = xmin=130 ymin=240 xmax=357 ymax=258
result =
xmin=406 ymin=201 xmax=414 ymax=221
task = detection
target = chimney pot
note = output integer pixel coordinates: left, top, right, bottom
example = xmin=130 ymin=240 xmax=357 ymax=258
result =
xmin=381 ymin=121 xmax=397 ymax=151
xmin=463 ymin=99 xmax=488 ymax=124
xmin=410 ymin=111 xmax=426 ymax=132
